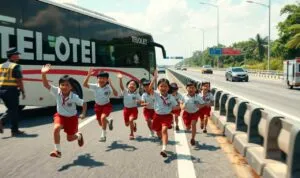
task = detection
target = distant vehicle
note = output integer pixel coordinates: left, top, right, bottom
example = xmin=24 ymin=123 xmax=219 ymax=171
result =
xmin=175 ymin=65 xmax=181 ymax=70
xmin=201 ymin=65 xmax=213 ymax=74
xmin=157 ymin=66 xmax=166 ymax=73
xmin=283 ymin=58 xmax=300 ymax=89
xmin=181 ymin=65 xmax=187 ymax=70
xmin=225 ymin=67 xmax=249 ymax=82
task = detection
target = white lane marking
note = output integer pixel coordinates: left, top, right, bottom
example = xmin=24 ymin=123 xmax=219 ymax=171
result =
xmin=165 ymin=73 xmax=196 ymax=178
xmin=79 ymin=115 xmax=96 ymax=129
xmin=0 ymin=15 xmax=16 ymax=23
xmin=178 ymin=69 xmax=300 ymax=123
xmin=174 ymin=118 xmax=196 ymax=178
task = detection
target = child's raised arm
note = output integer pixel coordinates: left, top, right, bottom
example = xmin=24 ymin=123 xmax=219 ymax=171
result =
xmin=149 ymin=70 xmax=158 ymax=90
xmin=108 ymin=78 xmax=118 ymax=96
xmin=41 ymin=64 xmax=51 ymax=90
xmin=117 ymin=73 xmax=124 ymax=92
xmin=83 ymin=68 xmax=94 ymax=88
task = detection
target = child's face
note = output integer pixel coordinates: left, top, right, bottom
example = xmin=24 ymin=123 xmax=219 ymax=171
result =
xmin=98 ymin=77 xmax=108 ymax=87
xmin=143 ymin=84 xmax=152 ymax=93
xmin=202 ymin=83 xmax=209 ymax=91
xmin=187 ymin=85 xmax=196 ymax=96
xmin=128 ymin=81 xmax=137 ymax=92
xmin=59 ymin=81 xmax=72 ymax=95
xmin=158 ymin=82 xmax=169 ymax=95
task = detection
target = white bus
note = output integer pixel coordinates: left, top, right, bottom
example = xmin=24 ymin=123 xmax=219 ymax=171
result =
xmin=0 ymin=0 xmax=166 ymax=107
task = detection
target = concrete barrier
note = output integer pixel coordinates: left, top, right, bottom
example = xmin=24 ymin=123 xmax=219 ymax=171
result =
xmin=232 ymin=103 xmax=263 ymax=156
xmin=245 ymin=111 xmax=283 ymax=175
xmin=263 ymin=121 xmax=300 ymax=178
xmin=224 ymin=97 xmax=247 ymax=142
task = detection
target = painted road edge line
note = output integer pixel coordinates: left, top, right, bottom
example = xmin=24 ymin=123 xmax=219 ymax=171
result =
xmin=79 ymin=115 xmax=96 ymax=129
xmin=166 ymin=72 xmax=197 ymax=178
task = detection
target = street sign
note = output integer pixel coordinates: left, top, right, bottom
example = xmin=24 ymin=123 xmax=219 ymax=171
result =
xmin=164 ymin=56 xmax=183 ymax=59
xmin=209 ymin=48 xmax=222 ymax=55
xmin=222 ymin=48 xmax=241 ymax=55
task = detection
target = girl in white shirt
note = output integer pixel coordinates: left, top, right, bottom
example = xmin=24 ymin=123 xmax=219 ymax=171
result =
xmin=170 ymin=83 xmax=183 ymax=131
xmin=83 ymin=68 xmax=118 ymax=142
xmin=118 ymin=73 xmax=141 ymax=140
xmin=149 ymin=71 xmax=180 ymax=157
xmin=198 ymin=82 xmax=214 ymax=133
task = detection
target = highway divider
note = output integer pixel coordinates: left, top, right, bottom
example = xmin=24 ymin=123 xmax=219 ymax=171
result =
xmin=168 ymin=68 xmax=300 ymax=178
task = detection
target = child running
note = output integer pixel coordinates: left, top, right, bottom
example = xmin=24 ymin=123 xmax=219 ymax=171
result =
xmin=170 ymin=83 xmax=183 ymax=131
xmin=198 ymin=82 xmax=214 ymax=133
xmin=118 ymin=73 xmax=141 ymax=140
xmin=140 ymin=79 xmax=155 ymax=138
xmin=181 ymin=81 xmax=206 ymax=146
xmin=41 ymin=64 xmax=87 ymax=158
xmin=83 ymin=68 xmax=118 ymax=142
xmin=149 ymin=71 xmax=180 ymax=157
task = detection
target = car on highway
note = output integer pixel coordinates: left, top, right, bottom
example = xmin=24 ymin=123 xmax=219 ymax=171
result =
xmin=175 ymin=65 xmax=181 ymax=70
xmin=181 ymin=65 xmax=187 ymax=70
xmin=225 ymin=67 xmax=249 ymax=82
xmin=201 ymin=65 xmax=213 ymax=74
xmin=157 ymin=65 xmax=166 ymax=73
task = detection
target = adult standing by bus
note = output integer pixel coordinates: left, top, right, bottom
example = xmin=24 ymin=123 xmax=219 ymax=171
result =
xmin=0 ymin=47 xmax=26 ymax=136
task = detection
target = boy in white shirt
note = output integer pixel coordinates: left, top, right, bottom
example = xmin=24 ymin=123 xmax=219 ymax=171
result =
xmin=181 ymin=81 xmax=206 ymax=146
xmin=41 ymin=64 xmax=87 ymax=158
xmin=83 ymin=68 xmax=118 ymax=142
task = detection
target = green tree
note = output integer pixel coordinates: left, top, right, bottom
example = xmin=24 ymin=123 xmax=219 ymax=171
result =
xmin=250 ymin=34 xmax=268 ymax=61
xmin=286 ymin=24 xmax=300 ymax=49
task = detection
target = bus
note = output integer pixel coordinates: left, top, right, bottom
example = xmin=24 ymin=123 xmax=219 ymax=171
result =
xmin=0 ymin=0 xmax=166 ymax=107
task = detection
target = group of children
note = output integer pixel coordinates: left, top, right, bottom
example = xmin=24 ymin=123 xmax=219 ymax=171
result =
xmin=41 ymin=64 xmax=213 ymax=158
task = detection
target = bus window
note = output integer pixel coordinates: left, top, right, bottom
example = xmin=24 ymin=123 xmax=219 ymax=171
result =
xmin=149 ymin=51 xmax=155 ymax=74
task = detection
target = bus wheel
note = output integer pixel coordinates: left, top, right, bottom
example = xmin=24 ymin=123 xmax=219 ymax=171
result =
xmin=71 ymin=80 xmax=83 ymax=99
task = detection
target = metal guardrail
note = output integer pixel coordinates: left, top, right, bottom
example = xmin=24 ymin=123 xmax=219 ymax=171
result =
xmin=168 ymin=68 xmax=300 ymax=178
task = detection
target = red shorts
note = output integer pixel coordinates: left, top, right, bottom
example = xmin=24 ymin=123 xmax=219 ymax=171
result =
xmin=123 ymin=107 xmax=138 ymax=125
xmin=182 ymin=111 xmax=198 ymax=128
xmin=94 ymin=103 xmax=113 ymax=122
xmin=198 ymin=106 xmax=211 ymax=120
xmin=143 ymin=108 xmax=155 ymax=121
xmin=54 ymin=113 xmax=78 ymax=135
xmin=172 ymin=109 xmax=181 ymax=116
xmin=152 ymin=113 xmax=173 ymax=132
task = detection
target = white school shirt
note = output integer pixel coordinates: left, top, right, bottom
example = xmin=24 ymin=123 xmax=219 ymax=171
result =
xmin=182 ymin=93 xmax=205 ymax=113
xmin=173 ymin=92 xmax=184 ymax=103
xmin=198 ymin=92 xmax=214 ymax=104
xmin=153 ymin=91 xmax=178 ymax=115
xmin=88 ymin=83 xmax=112 ymax=105
xmin=50 ymin=85 xmax=84 ymax=117
xmin=141 ymin=92 xmax=155 ymax=109
xmin=122 ymin=90 xmax=141 ymax=108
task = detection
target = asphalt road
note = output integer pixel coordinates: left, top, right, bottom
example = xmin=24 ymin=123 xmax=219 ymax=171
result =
xmin=0 ymin=73 xmax=236 ymax=178
xmin=177 ymin=69 xmax=300 ymax=122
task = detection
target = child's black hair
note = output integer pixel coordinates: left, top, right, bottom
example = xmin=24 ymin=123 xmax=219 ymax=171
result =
xmin=58 ymin=75 xmax=73 ymax=85
xmin=157 ymin=78 xmax=170 ymax=87
xmin=97 ymin=71 xmax=109 ymax=78
xmin=186 ymin=80 xmax=197 ymax=88
xmin=126 ymin=79 xmax=139 ymax=89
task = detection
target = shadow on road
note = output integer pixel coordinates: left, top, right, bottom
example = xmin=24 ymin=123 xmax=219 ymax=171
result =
xmin=164 ymin=151 xmax=202 ymax=164
xmin=194 ymin=142 xmax=220 ymax=151
xmin=58 ymin=153 xmax=104 ymax=172
xmin=205 ymin=133 xmax=224 ymax=137
xmin=1 ymin=133 xmax=38 ymax=139
xmin=135 ymin=136 xmax=157 ymax=143
xmin=105 ymin=141 xmax=137 ymax=152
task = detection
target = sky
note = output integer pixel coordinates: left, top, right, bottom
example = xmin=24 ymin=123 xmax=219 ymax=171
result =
xmin=52 ymin=0 xmax=299 ymax=65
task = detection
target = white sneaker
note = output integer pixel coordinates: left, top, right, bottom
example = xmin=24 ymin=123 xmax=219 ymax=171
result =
xmin=149 ymin=131 xmax=155 ymax=138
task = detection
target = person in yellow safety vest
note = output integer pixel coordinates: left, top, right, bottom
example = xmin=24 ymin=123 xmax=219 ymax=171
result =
xmin=0 ymin=47 xmax=26 ymax=136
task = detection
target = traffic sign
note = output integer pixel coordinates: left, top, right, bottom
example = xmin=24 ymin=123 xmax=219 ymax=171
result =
xmin=209 ymin=48 xmax=222 ymax=56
